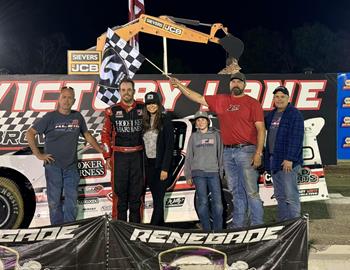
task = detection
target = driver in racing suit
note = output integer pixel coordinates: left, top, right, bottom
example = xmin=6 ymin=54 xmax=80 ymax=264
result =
xmin=101 ymin=78 xmax=144 ymax=223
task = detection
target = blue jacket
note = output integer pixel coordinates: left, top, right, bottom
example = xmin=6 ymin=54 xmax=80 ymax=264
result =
xmin=264 ymin=104 xmax=304 ymax=172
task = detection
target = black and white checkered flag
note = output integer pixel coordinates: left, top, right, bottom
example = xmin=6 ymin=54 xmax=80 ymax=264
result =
xmin=97 ymin=28 xmax=145 ymax=105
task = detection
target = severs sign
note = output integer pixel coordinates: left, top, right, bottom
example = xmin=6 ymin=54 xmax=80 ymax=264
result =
xmin=0 ymin=73 xmax=337 ymax=164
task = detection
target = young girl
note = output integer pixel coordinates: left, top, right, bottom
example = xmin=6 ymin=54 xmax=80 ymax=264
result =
xmin=184 ymin=111 xmax=224 ymax=231
xmin=143 ymin=92 xmax=174 ymax=226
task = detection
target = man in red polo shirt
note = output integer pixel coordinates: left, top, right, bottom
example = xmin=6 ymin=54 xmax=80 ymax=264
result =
xmin=170 ymin=73 xmax=265 ymax=228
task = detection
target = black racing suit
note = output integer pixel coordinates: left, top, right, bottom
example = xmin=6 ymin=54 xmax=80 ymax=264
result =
xmin=102 ymin=101 xmax=144 ymax=223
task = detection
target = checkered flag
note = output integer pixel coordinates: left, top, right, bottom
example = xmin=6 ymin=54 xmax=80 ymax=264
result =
xmin=97 ymin=28 xmax=145 ymax=105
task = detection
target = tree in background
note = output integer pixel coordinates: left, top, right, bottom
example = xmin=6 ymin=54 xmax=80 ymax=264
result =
xmin=240 ymin=23 xmax=350 ymax=73
xmin=0 ymin=33 xmax=69 ymax=74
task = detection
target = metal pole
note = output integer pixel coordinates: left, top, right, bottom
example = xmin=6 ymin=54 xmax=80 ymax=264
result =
xmin=163 ymin=37 xmax=168 ymax=75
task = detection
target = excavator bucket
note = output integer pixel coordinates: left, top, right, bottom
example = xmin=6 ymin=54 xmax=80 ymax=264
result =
xmin=219 ymin=34 xmax=244 ymax=60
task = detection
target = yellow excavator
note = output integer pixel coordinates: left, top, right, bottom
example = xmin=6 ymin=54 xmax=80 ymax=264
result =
xmin=94 ymin=14 xmax=244 ymax=73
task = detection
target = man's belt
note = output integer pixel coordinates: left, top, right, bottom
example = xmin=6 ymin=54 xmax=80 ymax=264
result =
xmin=224 ymin=143 xmax=253 ymax=148
xmin=112 ymin=145 xmax=143 ymax=153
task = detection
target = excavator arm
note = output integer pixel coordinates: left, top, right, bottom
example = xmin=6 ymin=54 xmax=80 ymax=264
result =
xmin=96 ymin=14 xmax=244 ymax=64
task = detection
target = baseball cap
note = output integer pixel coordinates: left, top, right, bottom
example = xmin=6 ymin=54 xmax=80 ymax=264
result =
xmin=230 ymin=72 xmax=246 ymax=83
xmin=145 ymin=92 xmax=161 ymax=105
xmin=194 ymin=111 xmax=209 ymax=121
xmin=273 ymin=86 xmax=289 ymax=96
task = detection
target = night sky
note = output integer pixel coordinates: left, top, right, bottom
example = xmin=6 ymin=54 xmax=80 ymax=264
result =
xmin=1 ymin=0 xmax=349 ymax=73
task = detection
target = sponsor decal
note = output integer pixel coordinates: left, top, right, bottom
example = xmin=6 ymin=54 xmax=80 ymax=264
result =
xmin=343 ymin=137 xmax=350 ymax=148
xmin=299 ymin=188 xmax=319 ymax=196
xmin=144 ymin=18 xmax=182 ymax=35
xmin=67 ymin=50 xmax=101 ymax=74
xmin=101 ymin=205 xmax=112 ymax=211
xmin=145 ymin=17 xmax=164 ymax=28
xmin=79 ymin=184 xmax=104 ymax=195
xmin=144 ymin=200 xmax=153 ymax=209
xmin=115 ymin=119 xmax=143 ymax=133
xmin=341 ymin=116 xmax=350 ymax=127
xmin=342 ymin=97 xmax=350 ymax=108
xmin=77 ymin=159 xmax=106 ymax=178
xmin=115 ymin=110 xmax=123 ymax=118
xmin=78 ymin=197 xmax=99 ymax=205
xmin=82 ymin=207 xmax=98 ymax=212
xmin=344 ymin=79 xmax=350 ymax=90
xmin=106 ymin=192 xmax=113 ymax=202
xmin=35 ymin=192 xmax=48 ymax=203
xmin=130 ymin=225 xmax=284 ymax=244
xmin=0 ymin=225 xmax=79 ymax=242
xmin=297 ymin=167 xmax=319 ymax=184
xmin=262 ymin=173 xmax=273 ymax=187
xmin=165 ymin=197 xmax=185 ymax=208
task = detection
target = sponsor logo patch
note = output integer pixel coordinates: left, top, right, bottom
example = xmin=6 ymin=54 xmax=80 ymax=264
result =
xmin=299 ymin=188 xmax=319 ymax=196
xmin=77 ymin=159 xmax=106 ymax=178
xmin=297 ymin=168 xmax=319 ymax=184
xmin=67 ymin=50 xmax=101 ymax=74
xmin=341 ymin=116 xmax=350 ymax=127
xmin=343 ymin=137 xmax=350 ymax=148
xmin=165 ymin=197 xmax=185 ymax=208
xmin=342 ymin=97 xmax=350 ymax=108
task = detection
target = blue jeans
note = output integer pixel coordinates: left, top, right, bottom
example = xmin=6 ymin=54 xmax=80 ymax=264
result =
xmin=193 ymin=174 xmax=223 ymax=231
xmin=271 ymin=165 xmax=301 ymax=221
xmin=224 ymin=145 xmax=263 ymax=228
xmin=45 ymin=164 xmax=80 ymax=225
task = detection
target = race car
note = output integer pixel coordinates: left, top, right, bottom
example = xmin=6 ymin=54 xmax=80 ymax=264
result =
xmin=0 ymin=118 xmax=329 ymax=229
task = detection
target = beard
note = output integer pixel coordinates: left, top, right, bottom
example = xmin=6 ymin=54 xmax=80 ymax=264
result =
xmin=231 ymin=87 xmax=244 ymax=96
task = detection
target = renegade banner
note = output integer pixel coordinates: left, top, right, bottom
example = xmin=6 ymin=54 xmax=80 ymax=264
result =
xmin=0 ymin=216 xmax=106 ymax=269
xmin=109 ymin=217 xmax=308 ymax=269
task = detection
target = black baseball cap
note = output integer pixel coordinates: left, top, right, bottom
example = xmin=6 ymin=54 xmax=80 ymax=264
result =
xmin=230 ymin=72 xmax=246 ymax=83
xmin=273 ymin=86 xmax=289 ymax=96
xmin=145 ymin=92 xmax=161 ymax=105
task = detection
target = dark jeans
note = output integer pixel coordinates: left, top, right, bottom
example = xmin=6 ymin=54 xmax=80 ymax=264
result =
xmin=193 ymin=174 xmax=223 ymax=231
xmin=44 ymin=164 xmax=80 ymax=225
xmin=145 ymin=158 xmax=169 ymax=226
xmin=113 ymin=151 xmax=144 ymax=223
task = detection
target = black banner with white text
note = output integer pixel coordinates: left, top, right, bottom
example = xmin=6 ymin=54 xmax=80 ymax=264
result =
xmin=0 ymin=216 xmax=106 ymax=269
xmin=109 ymin=217 xmax=308 ymax=270
xmin=0 ymin=216 xmax=308 ymax=269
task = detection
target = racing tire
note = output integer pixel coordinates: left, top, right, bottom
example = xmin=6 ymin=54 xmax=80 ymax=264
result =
xmin=0 ymin=177 xmax=24 ymax=229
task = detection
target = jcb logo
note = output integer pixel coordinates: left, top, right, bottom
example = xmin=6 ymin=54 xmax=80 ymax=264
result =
xmin=67 ymin=50 xmax=101 ymax=75
xmin=163 ymin=24 xmax=182 ymax=35
xmin=71 ymin=63 xmax=99 ymax=73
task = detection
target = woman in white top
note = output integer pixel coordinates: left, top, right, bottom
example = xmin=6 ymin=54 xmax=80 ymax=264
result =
xmin=143 ymin=92 xmax=174 ymax=226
